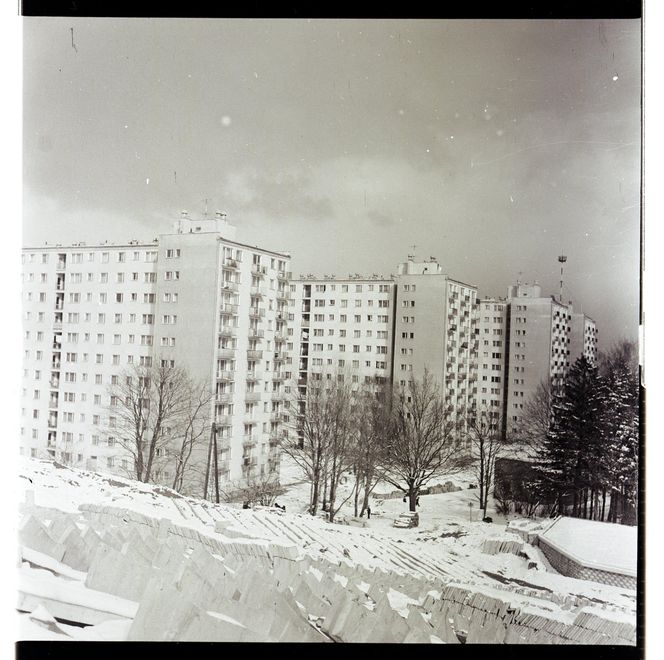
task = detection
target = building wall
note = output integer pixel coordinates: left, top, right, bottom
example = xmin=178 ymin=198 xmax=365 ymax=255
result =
xmin=477 ymin=298 xmax=508 ymax=429
xmin=505 ymin=284 xmax=572 ymax=429
xmin=21 ymin=221 xmax=291 ymax=490
xmin=21 ymin=243 xmax=159 ymax=474
xmin=393 ymin=261 xmax=479 ymax=439
xmin=290 ymin=277 xmax=395 ymax=387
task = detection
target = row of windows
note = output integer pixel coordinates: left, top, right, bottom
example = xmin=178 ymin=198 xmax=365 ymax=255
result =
xmin=309 ymin=314 xmax=390 ymax=324
xmin=313 ymin=299 xmax=391 ymax=308
xmin=312 ymin=328 xmax=388 ymax=338
xmin=24 ymin=272 xmax=159 ymax=284
xmin=22 ymin=250 xmax=158 ymax=265
xmin=310 ymin=344 xmax=389 ymax=354
xmin=311 ymin=283 xmax=391 ymax=293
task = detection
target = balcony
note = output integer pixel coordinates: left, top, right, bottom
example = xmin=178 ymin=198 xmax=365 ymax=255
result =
xmin=217 ymin=347 xmax=236 ymax=359
xmin=242 ymin=436 xmax=257 ymax=447
xmin=49 ymin=395 xmax=59 ymax=408
xmin=215 ymin=413 xmax=233 ymax=426
xmin=276 ymin=290 xmax=291 ymax=301
xmin=223 ymin=257 xmax=240 ymax=270
xmin=220 ymin=303 xmax=238 ymax=315
xmin=215 ymin=393 xmax=234 ymax=404
xmin=269 ymin=434 xmax=281 ymax=447
xmin=245 ymin=391 xmax=261 ymax=402
xmin=300 ymin=318 xmax=310 ymax=328
xmin=297 ymin=377 xmax=307 ymax=387
xmin=250 ymin=285 xmax=267 ymax=297
xmin=251 ymin=264 xmax=266 ymax=277
xmin=274 ymin=331 xmax=288 ymax=342
xmin=221 ymin=281 xmax=239 ymax=293
xmin=272 ymin=372 xmax=286 ymax=382
xmin=219 ymin=325 xmax=237 ymax=337
xmin=56 ymin=261 xmax=66 ymax=271
xmin=270 ymin=412 xmax=284 ymax=423
xmin=249 ymin=307 xmax=265 ymax=319
xmin=247 ymin=349 xmax=263 ymax=360
xmin=276 ymin=270 xmax=291 ymax=281
xmin=216 ymin=370 xmax=235 ymax=381
xmin=216 ymin=459 xmax=230 ymax=474
xmin=51 ymin=359 xmax=61 ymax=370
xmin=245 ymin=371 xmax=261 ymax=382
xmin=274 ymin=351 xmax=287 ymax=362
xmin=248 ymin=328 xmax=264 ymax=339
xmin=49 ymin=377 xmax=60 ymax=388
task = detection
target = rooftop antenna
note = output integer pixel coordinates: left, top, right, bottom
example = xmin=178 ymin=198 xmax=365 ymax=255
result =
xmin=203 ymin=198 xmax=209 ymax=218
xmin=558 ymin=254 xmax=567 ymax=302
xmin=408 ymin=244 xmax=417 ymax=261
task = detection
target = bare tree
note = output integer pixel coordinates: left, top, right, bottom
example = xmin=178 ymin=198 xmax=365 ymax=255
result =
xmin=382 ymin=372 xmax=471 ymax=512
xmin=282 ymin=373 xmax=357 ymax=521
xmin=107 ymin=360 xmax=208 ymax=486
xmin=351 ymin=380 xmax=390 ymax=517
xmin=509 ymin=380 xmax=553 ymax=456
xmin=168 ymin=378 xmax=214 ymax=494
xmin=221 ymin=474 xmax=286 ymax=507
xmin=466 ymin=407 xmax=506 ymax=519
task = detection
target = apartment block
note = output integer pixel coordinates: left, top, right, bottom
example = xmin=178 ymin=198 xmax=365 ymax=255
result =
xmin=504 ymin=283 xmax=573 ymax=429
xmin=21 ymin=213 xmax=291 ymax=491
xmin=477 ymin=297 xmax=509 ymax=424
xmin=569 ymin=312 xmax=598 ymax=365
xmin=392 ymin=258 xmax=479 ymax=443
xmin=290 ymin=276 xmax=396 ymax=392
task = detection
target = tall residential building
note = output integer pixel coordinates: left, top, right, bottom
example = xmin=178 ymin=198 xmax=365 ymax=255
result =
xmin=392 ymin=258 xmax=479 ymax=443
xmin=20 ymin=212 xmax=291 ymax=492
xmin=569 ymin=312 xmax=599 ymax=365
xmin=290 ymin=276 xmax=396 ymax=392
xmin=477 ymin=297 xmax=509 ymax=424
xmin=504 ymin=283 xmax=573 ymax=429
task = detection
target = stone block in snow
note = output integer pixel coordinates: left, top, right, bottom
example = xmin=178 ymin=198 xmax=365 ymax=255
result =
xmin=128 ymin=578 xmax=202 ymax=641
xmin=19 ymin=515 xmax=66 ymax=562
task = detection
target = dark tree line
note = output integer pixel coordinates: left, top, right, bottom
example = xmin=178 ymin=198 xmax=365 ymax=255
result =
xmin=533 ymin=341 xmax=639 ymax=524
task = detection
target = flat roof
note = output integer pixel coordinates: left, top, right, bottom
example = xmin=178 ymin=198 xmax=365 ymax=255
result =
xmin=539 ymin=516 xmax=637 ymax=577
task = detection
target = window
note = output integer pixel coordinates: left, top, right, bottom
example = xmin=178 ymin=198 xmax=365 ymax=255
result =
xmin=166 ymin=248 xmax=181 ymax=258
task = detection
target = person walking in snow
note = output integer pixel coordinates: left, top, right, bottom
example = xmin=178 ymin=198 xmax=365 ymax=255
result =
xmin=367 ymin=506 xmax=371 ymax=519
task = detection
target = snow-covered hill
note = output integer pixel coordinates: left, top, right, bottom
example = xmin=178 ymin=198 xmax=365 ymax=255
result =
xmin=16 ymin=458 xmax=637 ymax=643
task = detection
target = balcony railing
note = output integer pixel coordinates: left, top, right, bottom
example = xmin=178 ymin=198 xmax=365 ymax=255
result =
xmin=251 ymin=264 xmax=266 ymax=277
xmin=216 ymin=370 xmax=235 ymax=381
xmin=249 ymin=307 xmax=265 ymax=319
xmin=248 ymin=328 xmax=264 ymax=339
xmin=276 ymin=290 xmax=291 ymax=301
xmin=270 ymin=412 xmax=284 ymax=423
xmin=242 ymin=436 xmax=257 ymax=447
xmin=274 ymin=352 xmax=286 ymax=362
xmin=215 ymin=414 xmax=233 ymax=425
xmin=274 ymin=331 xmax=288 ymax=342
xmin=277 ymin=270 xmax=291 ymax=281
xmin=221 ymin=281 xmax=239 ymax=292
xmin=245 ymin=391 xmax=261 ymax=402
xmin=245 ymin=371 xmax=261 ymax=382
xmin=250 ymin=286 xmax=267 ymax=297
xmin=247 ymin=349 xmax=263 ymax=360
xmin=272 ymin=372 xmax=286 ymax=382
xmin=56 ymin=261 xmax=66 ymax=271
xmin=218 ymin=325 xmax=237 ymax=337
xmin=215 ymin=393 xmax=234 ymax=404
xmin=217 ymin=348 xmax=236 ymax=359
xmin=223 ymin=257 xmax=240 ymax=270
xmin=220 ymin=303 xmax=239 ymax=315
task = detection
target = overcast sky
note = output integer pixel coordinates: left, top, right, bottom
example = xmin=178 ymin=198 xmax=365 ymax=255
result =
xmin=23 ymin=18 xmax=641 ymax=348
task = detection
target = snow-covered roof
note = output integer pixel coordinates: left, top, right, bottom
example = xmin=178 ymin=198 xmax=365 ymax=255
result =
xmin=539 ymin=517 xmax=637 ymax=577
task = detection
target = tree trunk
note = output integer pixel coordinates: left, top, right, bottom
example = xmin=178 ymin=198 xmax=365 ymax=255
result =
xmin=601 ymin=488 xmax=606 ymax=522
xmin=408 ymin=481 xmax=417 ymax=512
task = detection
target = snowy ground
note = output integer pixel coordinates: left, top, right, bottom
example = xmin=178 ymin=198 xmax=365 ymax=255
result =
xmin=15 ymin=457 xmax=637 ymax=643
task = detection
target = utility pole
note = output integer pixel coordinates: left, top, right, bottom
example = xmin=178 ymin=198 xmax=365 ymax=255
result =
xmin=203 ymin=422 xmax=214 ymax=501
xmin=212 ymin=422 xmax=220 ymax=504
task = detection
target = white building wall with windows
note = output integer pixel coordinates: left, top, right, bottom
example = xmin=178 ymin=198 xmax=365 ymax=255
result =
xmin=21 ymin=214 xmax=291 ymax=491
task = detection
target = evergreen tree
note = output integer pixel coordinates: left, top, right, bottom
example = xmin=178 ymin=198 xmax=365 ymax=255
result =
xmin=537 ymin=357 xmax=605 ymax=518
